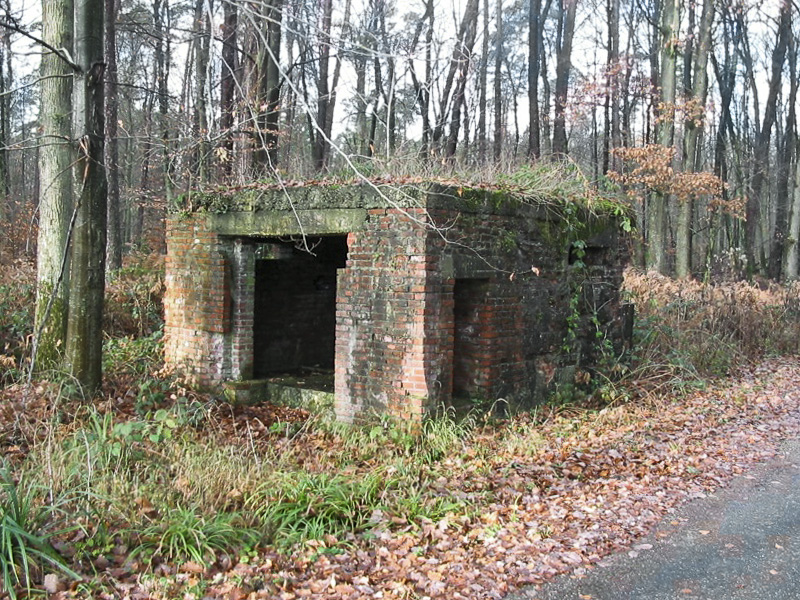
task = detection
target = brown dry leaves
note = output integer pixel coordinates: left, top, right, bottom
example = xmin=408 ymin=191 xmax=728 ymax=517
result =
xmin=609 ymin=144 xmax=738 ymax=217
xmin=96 ymin=357 xmax=800 ymax=600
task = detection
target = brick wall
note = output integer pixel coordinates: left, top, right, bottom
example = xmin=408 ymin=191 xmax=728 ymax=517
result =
xmin=164 ymin=216 xmax=254 ymax=386
xmin=334 ymin=208 xmax=451 ymax=423
xmin=165 ymin=188 xmax=629 ymax=422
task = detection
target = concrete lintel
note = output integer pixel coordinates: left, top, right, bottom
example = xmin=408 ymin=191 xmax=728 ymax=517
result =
xmin=452 ymin=254 xmax=497 ymax=279
xmin=209 ymin=209 xmax=367 ymax=237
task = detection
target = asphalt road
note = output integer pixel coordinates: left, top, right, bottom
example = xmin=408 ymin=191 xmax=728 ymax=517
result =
xmin=507 ymin=439 xmax=800 ymax=600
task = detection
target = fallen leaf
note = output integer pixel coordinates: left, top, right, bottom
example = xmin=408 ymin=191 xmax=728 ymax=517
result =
xmin=43 ymin=573 xmax=61 ymax=594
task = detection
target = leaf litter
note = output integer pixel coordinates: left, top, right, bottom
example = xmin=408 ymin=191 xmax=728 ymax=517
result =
xmin=16 ymin=357 xmax=800 ymax=599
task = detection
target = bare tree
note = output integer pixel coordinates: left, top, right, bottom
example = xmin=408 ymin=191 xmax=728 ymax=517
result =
xmin=676 ymin=0 xmax=713 ymax=278
xmin=646 ymin=0 xmax=680 ymax=274
xmin=492 ymin=0 xmax=503 ymax=163
xmin=551 ymin=0 xmax=577 ymax=157
xmin=35 ymin=0 xmax=74 ymax=370
xmin=441 ymin=0 xmax=480 ymax=160
xmin=745 ymin=0 xmax=791 ymax=273
xmin=219 ymin=0 xmax=238 ymax=174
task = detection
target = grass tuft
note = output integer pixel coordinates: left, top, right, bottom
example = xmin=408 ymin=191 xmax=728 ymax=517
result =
xmin=0 ymin=468 xmax=78 ymax=599
xmin=250 ymin=471 xmax=386 ymax=549
xmin=130 ymin=507 xmax=262 ymax=566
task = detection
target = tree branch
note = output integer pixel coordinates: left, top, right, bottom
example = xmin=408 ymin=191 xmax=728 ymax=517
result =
xmin=0 ymin=19 xmax=82 ymax=72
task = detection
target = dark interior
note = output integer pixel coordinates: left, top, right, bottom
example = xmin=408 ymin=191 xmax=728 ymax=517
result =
xmin=252 ymin=236 xmax=348 ymax=378
xmin=452 ymin=278 xmax=490 ymax=398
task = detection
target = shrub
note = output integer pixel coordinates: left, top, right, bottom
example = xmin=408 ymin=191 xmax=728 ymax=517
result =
xmin=104 ymin=252 xmax=165 ymax=338
xmin=0 ymin=261 xmax=35 ymax=384
xmin=622 ymin=269 xmax=800 ymax=392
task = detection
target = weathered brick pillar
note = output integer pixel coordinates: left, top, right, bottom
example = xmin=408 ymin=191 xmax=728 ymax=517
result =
xmin=334 ymin=208 xmax=453 ymax=423
xmin=165 ymin=215 xmax=254 ymax=386
xmin=226 ymin=238 xmax=255 ymax=381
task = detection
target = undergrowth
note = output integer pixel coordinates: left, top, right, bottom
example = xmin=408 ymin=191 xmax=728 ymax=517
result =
xmin=614 ymin=269 xmax=800 ymax=399
xmin=0 ymin=468 xmax=78 ymax=599
xmin=3 ymin=256 xmax=800 ymax=596
xmin=0 ymin=252 xmax=164 ymax=388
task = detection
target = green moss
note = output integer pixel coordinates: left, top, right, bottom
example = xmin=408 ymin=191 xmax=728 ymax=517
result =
xmin=170 ymin=171 xmax=631 ymax=245
xmin=33 ymin=287 xmax=68 ymax=372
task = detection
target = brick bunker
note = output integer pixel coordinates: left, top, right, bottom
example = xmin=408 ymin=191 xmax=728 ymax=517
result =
xmin=164 ymin=181 xmax=630 ymax=423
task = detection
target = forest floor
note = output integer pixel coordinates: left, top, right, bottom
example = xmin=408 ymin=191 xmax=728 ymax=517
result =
xmin=4 ymin=259 xmax=800 ymax=599
xmin=3 ymin=356 xmax=800 ymax=599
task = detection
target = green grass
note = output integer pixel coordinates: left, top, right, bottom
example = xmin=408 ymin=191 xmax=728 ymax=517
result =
xmin=0 ymin=468 xmax=78 ymax=599
xmin=250 ymin=471 xmax=386 ymax=549
xmin=130 ymin=507 xmax=262 ymax=565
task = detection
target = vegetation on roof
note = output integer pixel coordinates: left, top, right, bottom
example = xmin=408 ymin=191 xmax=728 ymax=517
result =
xmin=172 ymin=163 xmax=630 ymax=219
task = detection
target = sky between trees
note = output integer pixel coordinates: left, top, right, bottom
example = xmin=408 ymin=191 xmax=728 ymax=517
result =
xmin=0 ymin=0 xmax=797 ymax=283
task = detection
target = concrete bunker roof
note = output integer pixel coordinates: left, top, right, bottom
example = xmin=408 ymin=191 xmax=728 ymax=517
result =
xmin=176 ymin=175 xmax=627 ymax=218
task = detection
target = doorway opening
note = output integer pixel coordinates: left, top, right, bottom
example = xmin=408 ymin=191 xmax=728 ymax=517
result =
xmin=452 ymin=278 xmax=491 ymax=400
xmin=252 ymin=235 xmax=348 ymax=390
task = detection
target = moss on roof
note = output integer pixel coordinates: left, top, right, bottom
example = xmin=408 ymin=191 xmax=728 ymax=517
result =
xmin=172 ymin=166 xmax=629 ymax=220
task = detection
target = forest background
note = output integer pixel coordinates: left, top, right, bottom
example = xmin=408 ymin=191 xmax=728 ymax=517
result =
xmin=0 ymin=0 xmax=797 ymax=282
xmin=1 ymin=0 xmax=800 ymax=597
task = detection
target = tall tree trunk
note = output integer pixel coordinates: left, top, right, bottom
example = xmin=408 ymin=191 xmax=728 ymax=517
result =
xmin=153 ymin=0 xmax=172 ymax=202
xmin=35 ymin=0 xmax=74 ymax=371
xmin=354 ymin=49 xmax=368 ymax=157
xmin=192 ymin=0 xmax=211 ymax=181
xmin=433 ymin=0 xmax=479 ymax=155
xmin=256 ymin=0 xmax=283 ymax=170
xmin=477 ymin=0 xmax=488 ymax=163
xmin=66 ymin=0 xmax=107 ymax=394
xmin=540 ymin=26 xmax=551 ymax=155
xmin=774 ymin=32 xmax=797 ymax=280
xmin=551 ymin=0 xmax=577 ymax=157
xmin=646 ymin=0 xmax=679 ymax=274
xmin=746 ymin=0 xmax=790 ymax=274
xmin=0 ymin=27 xmax=9 ymax=200
xmin=527 ymin=0 xmax=541 ymax=158
xmin=784 ymin=142 xmax=800 ymax=279
xmin=220 ymin=0 xmax=237 ymax=174
xmin=676 ymin=0 xmax=713 ymax=279
xmin=312 ymin=0 xmax=332 ymax=171
xmin=407 ymin=0 xmax=433 ymax=159
xmin=105 ymin=0 xmax=122 ymax=272
xmin=602 ymin=0 xmax=619 ymax=174
xmin=443 ymin=0 xmax=480 ymax=160
xmin=378 ymin=3 xmax=396 ymax=155
xmin=2 ymin=23 xmax=11 ymax=200
xmin=492 ymin=0 xmax=503 ymax=163
xmin=312 ymin=0 xmax=350 ymax=170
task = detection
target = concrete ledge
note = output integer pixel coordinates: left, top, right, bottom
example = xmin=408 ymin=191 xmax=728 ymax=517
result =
xmin=224 ymin=379 xmax=335 ymax=420
xmin=209 ymin=209 xmax=368 ymax=237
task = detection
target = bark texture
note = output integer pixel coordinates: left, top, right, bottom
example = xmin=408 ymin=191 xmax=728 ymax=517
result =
xmin=65 ymin=0 xmax=107 ymax=394
xmin=35 ymin=0 xmax=75 ymax=371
